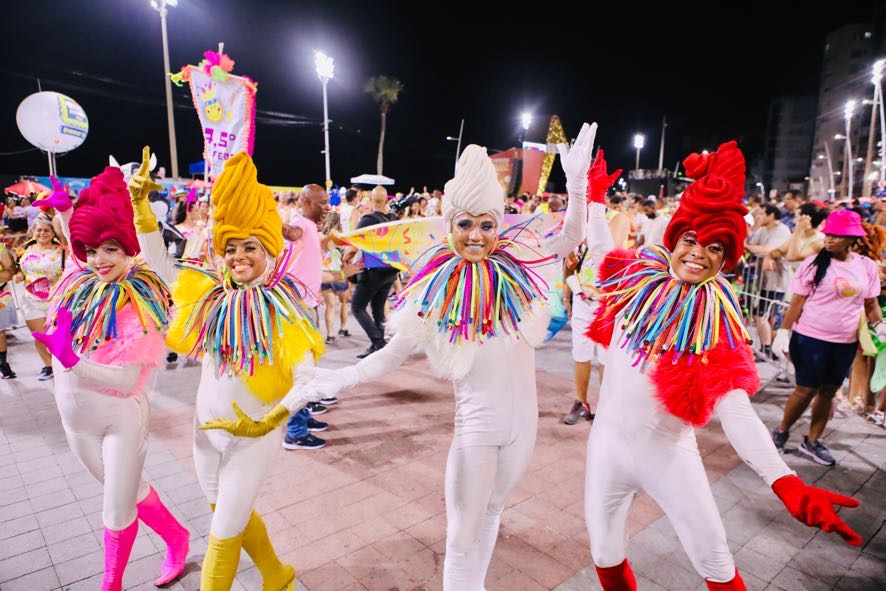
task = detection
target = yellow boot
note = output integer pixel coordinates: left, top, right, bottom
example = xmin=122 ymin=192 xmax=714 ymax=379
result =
xmin=201 ymin=533 xmax=244 ymax=591
xmin=242 ymin=511 xmax=295 ymax=591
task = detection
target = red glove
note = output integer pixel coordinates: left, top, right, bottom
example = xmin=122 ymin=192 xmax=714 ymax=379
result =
xmin=32 ymin=306 xmax=80 ymax=369
xmin=32 ymin=176 xmax=73 ymax=212
xmin=771 ymin=475 xmax=861 ymax=546
xmin=586 ymin=149 xmax=622 ymax=205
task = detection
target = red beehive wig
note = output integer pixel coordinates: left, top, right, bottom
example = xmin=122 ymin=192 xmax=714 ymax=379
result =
xmin=69 ymin=167 xmax=140 ymax=262
xmin=663 ymin=140 xmax=748 ymax=270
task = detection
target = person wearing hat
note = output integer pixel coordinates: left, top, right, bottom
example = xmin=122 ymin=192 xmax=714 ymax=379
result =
xmin=245 ymin=123 xmax=596 ymax=590
xmin=129 ymin=148 xmax=323 ymax=591
xmin=30 ymin=168 xmax=189 ymax=591
xmin=771 ymin=209 xmax=885 ymax=465
xmin=582 ymin=141 xmax=864 ymax=591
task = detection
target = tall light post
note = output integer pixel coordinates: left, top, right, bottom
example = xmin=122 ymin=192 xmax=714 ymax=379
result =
xmin=845 ymin=99 xmax=856 ymax=199
xmin=314 ymin=51 xmax=334 ymax=188
xmin=658 ymin=117 xmax=667 ymax=171
xmin=150 ymin=0 xmax=179 ymax=181
xmin=875 ymin=59 xmax=886 ymax=186
xmin=445 ymin=118 xmax=465 ymax=176
xmin=633 ymin=133 xmax=645 ymax=171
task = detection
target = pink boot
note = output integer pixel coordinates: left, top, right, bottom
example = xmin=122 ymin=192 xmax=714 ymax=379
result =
xmin=136 ymin=486 xmax=190 ymax=586
xmin=595 ymin=559 xmax=638 ymax=591
xmin=706 ymin=569 xmax=748 ymax=590
xmin=102 ymin=519 xmax=139 ymax=591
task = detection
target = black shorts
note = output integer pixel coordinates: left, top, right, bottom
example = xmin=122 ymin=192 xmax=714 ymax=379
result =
xmin=789 ymin=332 xmax=858 ymax=388
xmin=321 ymin=281 xmax=349 ymax=293
xmin=755 ymin=290 xmax=784 ymax=317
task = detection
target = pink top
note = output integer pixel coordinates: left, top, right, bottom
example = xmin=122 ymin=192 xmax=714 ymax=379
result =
xmin=288 ymin=215 xmax=322 ymax=307
xmin=791 ymin=252 xmax=880 ymax=343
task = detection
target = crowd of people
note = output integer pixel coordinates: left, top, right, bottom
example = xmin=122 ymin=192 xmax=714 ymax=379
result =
xmin=0 ymin=132 xmax=882 ymax=590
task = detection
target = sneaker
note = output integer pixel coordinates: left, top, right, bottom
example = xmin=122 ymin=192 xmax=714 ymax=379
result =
xmin=799 ymin=436 xmax=836 ymax=466
xmin=0 ymin=362 xmax=16 ymax=380
xmin=338 ymin=329 xmax=350 ymax=337
xmin=37 ymin=367 xmax=53 ymax=381
xmin=282 ymin=433 xmax=326 ymax=450
xmin=356 ymin=341 xmax=386 ymax=359
xmin=563 ymin=400 xmax=594 ymax=425
xmin=306 ymin=402 xmax=328 ymax=415
xmin=307 ymin=418 xmax=328 ymax=432
xmin=319 ymin=396 xmax=337 ymax=406
xmin=866 ymin=410 xmax=886 ymax=427
xmin=325 ymin=335 xmax=336 ymax=344
xmin=771 ymin=427 xmax=789 ymax=454
xmin=166 ymin=352 xmax=178 ymax=363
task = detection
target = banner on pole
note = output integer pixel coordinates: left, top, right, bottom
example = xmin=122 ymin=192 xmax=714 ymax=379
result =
xmin=171 ymin=51 xmax=257 ymax=179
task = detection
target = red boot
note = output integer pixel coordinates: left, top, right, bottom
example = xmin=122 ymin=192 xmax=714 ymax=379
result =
xmin=595 ymin=559 xmax=637 ymax=591
xmin=706 ymin=569 xmax=747 ymax=590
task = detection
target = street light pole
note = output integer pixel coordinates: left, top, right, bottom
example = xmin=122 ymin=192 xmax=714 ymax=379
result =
xmin=314 ymin=51 xmax=334 ymax=188
xmin=634 ymin=134 xmax=645 ymax=171
xmin=446 ymin=119 xmax=465 ymax=176
xmin=845 ymin=100 xmax=856 ymax=199
xmin=658 ymin=117 xmax=667 ymax=171
xmin=151 ymin=0 xmax=179 ymax=181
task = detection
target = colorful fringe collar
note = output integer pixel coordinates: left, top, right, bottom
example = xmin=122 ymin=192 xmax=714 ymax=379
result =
xmin=599 ymin=246 xmax=750 ymax=371
xmin=394 ymin=237 xmax=550 ymax=345
xmin=52 ymin=264 xmax=171 ymax=355
xmin=178 ymin=260 xmax=316 ymax=377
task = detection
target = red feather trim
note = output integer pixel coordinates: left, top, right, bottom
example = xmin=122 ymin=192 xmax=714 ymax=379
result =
xmin=649 ymin=340 xmax=760 ymax=426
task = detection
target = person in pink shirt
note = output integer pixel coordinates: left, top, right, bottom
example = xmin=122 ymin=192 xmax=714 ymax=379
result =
xmin=771 ymin=210 xmax=886 ymax=465
xmin=282 ymin=184 xmax=332 ymax=450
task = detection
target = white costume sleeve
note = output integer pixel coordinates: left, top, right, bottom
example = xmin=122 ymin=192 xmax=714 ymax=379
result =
xmin=68 ymin=358 xmax=142 ymax=393
xmin=715 ymin=389 xmax=795 ymax=485
xmin=542 ymin=194 xmax=587 ymax=259
xmin=586 ymin=203 xmax=615 ymax=263
xmin=137 ymin=230 xmax=179 ymax=285
xmin=57 ymin=208 xmax=73 ymax=249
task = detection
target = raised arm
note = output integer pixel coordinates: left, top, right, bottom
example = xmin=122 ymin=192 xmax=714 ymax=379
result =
xmin=129 ymin=147 xmax=179 ymax=284
xmin=542 ymin=123 xmax=596 ymax=258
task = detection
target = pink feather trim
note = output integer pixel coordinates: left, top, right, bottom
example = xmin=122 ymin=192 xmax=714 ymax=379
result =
xmin=88 ymin=305 xmax=166 ymax=398
xmin=649 ymin=340 xmax=760 ymax=426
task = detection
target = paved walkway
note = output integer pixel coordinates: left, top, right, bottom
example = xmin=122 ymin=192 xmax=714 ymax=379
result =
xmin=1 ymin=319 xmax=884 ymax=590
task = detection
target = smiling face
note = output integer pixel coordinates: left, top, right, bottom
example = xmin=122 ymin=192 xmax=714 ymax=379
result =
xmin=224 ymin=236 xmax=268 ymax=284
xmin=85 ymin=240 xmax=130 ymax=283
xmin=32 ymin=221 xmax=55 ymax=246
xmin=669 ymin=231 xmax=725 ymax=284
xmin=451 ymin=212 xmax=497 ymax=263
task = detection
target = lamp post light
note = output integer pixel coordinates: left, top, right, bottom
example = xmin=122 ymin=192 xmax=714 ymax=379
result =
xmin=150 ymin=0 xmax=179 ymax=181
xmin=445 ymin=118 xmax=465 ymax=176
xmin=633 ymin=134 xmax=645 ymax=171
xmin=314 ymin=51 xmax=334 ymax=188
xmin=845 ymin=100 xmax=856 ymax=199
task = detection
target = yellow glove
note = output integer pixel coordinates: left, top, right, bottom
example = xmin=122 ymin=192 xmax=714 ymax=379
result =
xmin=199 ymin=401 xmax=291 ymax=438
xmin=128 ymin=146 xmax=164 ymax=233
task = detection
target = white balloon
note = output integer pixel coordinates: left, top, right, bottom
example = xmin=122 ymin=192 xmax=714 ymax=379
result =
xmin=16 ymin=92 xmax=89 ymax=153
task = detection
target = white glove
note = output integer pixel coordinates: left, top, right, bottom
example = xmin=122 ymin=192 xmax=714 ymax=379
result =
xmin=876 ymin=322 xmax=886 ymax=341
xmin=557 ymin=122 xmax=598 ymax=198
xmin=772 ymin=328 xmax=791 ymax=359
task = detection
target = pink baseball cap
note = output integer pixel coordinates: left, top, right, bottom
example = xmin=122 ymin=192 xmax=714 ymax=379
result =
xmin=821 ymin=209 xmax=866 ymax=237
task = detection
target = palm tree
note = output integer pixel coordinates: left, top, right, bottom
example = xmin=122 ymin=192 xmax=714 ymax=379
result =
xmin=364 ymin=76 xmax=404 ymax=175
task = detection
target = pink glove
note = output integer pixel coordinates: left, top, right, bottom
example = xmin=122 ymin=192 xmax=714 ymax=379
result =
xmin=32 ymin=176 xmax=73 ymax=212
xmin=772 ymin=475 xmax=861 ymax=546
xmin=32 ymin=307 xmax=80 ymax=369
xmin=586 ymin=149 xmax=622 ymax=205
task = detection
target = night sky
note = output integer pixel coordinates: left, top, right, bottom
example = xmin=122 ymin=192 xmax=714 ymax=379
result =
xmin=0 ymin=0 xmax=880 ymax=191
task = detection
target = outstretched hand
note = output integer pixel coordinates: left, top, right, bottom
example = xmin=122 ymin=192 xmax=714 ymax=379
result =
xmin=772 ymin=475 xmax=862 ymax=546
xmin=129 ymin=146 xmax=163 ymax=201
xmin=558 ymin=122 xmax=598 ymax=197
xmin=199 ymin=401 xmax=291 ymax=438
xmin=32 ymin=176 xmax=73 ymax=212
xmin=32 ymin=306 xmax=80 ymax=369
xmin=586 ymin=149 xmax=622 ymax=204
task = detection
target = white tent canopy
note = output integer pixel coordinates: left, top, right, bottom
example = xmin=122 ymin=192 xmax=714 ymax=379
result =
xmin=349 ymin=173 xmax=395 ymax=186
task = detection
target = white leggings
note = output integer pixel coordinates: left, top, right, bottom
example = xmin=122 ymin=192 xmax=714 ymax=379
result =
xmin=193 ymin=419 xmax=281 ymax=538
xmin=55 ymin=387 xmax=151 ymax=530
xmin=585 ymin=426 xmax=735 ymax=582
xmin=443 ymin=430 xmax=536 ymax=591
